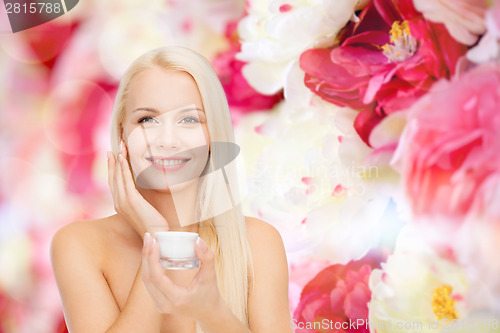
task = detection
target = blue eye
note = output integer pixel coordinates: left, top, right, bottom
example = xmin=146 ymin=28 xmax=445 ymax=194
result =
xmin=138 ymin=116 xmax=156 ymax=124
xmin=181 ymin=116 xmax=200 ymax=124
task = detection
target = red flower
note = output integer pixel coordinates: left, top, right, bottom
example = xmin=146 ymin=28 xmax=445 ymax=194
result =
xmin=300 ymin=0 xmax=467 ymax=146
xmin=292 ymin=251 xmax=385 ymax=332
xmin=49 ymin=80 xmax=115 ymax=195
xmin=17 ymin=21 xmax=79 ymax=69
xmin=56 ymin=314 xmax=69 ymax=333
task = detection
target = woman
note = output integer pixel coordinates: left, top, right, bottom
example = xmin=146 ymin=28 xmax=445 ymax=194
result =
xmin=50 ymin=46 xmax=292 ymax=333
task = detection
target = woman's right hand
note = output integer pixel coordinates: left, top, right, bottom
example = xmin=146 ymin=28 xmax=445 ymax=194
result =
xmin=107 ymin=140 xmax=168 ymax=238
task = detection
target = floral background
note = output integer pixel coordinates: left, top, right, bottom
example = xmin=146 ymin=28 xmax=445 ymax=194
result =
xmin=0 ymin=0 xmax=499 ymax=332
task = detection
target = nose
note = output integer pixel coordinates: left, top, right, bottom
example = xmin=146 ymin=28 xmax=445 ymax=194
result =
xmin=149 ymin=122 xmax=181 ymax=150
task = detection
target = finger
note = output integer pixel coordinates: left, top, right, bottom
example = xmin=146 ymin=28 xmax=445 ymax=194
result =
xmin=142 ymin=234 xmax=172 ymax=309
xmin=117 ymin=141 xmax=168 ymax=228
xmin=114 ymin=147 xmax=126 ymax=204
xmin=142 ymin=235 xmax=171 ymax=299
xmin=141 ymin=235 xmax=160 ymax=287
xmin=147 ymin=239 xmax=182 ymax=300
xmin=108 ymin=151 xmax=123 ymax=211
xmin=141 ymin=233 xmax=154 ymax=280
xmin=190 ymin=237 xmax=216 ymax=288
xmin=107 ymin=151 xmax=116 ymax=191
xmin=119 ymin=142 xmax=137 ymax=197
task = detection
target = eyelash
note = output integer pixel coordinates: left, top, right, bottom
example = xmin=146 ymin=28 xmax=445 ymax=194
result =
xmin=181 ymin=116 xmax=200 ymax=124
xmin=138 ymin=116 xmax=155 ymax=124
xmin=137 ymin=116 xmax=200 ymax=124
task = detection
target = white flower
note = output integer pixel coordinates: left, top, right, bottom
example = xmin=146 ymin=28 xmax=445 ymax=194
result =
xmin=237 ymin=96 xmax=392 ymax=264
xmin=413 ymin=0 xmax=488 ymax=46
xmin=236 ymin=0 xmax=360 ymax=95
xmin=452 ymin=217 xmax=500 ymax=316
xmin=368 ymin=225 xmax=500 ymax=333
xmin=467 ymin=2 xmax=500 ymax=63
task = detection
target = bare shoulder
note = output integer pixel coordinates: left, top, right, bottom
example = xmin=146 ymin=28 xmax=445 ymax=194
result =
xmin=244 ymin=216 xmax=292 ymax=332
xmin=244 ymin=216 xmax=285 ymax=249
xmin=50 ymin=215 xmax=129 ymax=332
xmin=51 ymin=218 xmax=106 ymax=242
xmin=50 ymin=216 xmax=115 ymax=269
xmin=243 ymin=215 xmax=287 ymax=274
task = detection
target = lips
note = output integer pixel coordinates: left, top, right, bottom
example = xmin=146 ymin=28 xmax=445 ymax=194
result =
xmin=146 ymin=156 xmax=191 ymax=171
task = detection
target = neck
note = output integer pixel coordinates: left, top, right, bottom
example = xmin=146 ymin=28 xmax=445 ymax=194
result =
xmin=137 ymin=178 xmax=201 ymax=233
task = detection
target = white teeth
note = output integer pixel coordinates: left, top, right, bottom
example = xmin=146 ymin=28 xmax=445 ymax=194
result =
xmin=152 ymin=159 xmax=188 ymax=166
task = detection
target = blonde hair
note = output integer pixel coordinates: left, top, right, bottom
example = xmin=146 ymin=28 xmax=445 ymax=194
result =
xmin=109 ymin=46 xmax=254 ymax=332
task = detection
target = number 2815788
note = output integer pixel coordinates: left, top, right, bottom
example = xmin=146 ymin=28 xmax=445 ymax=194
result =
xmin=5 ymin=2 xmax=62 ymax=14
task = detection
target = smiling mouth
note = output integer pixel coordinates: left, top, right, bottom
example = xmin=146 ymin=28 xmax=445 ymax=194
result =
xmin=147 ymin=158 xmax=191 ymax=167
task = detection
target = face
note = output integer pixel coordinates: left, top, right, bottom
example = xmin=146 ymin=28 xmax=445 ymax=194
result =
xmin=122 ymin=68 xmax=210 ymax=192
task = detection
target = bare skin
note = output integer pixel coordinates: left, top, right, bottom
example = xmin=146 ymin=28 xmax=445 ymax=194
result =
xmin=51 ymin=68 xmax=292 ymax=333
xmin=51 ymin=212 xmax=290 ymax=332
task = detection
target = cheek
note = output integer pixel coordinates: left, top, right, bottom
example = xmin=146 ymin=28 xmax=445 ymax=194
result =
xmin=125 ymin=129 xmax=149 ymax=176
xmin=179 ymin=126 xmax=210 ymax=147
xmin=125 ymin=127 xmax=149 ymax=156
xmin=196 ymin=125 xmax=210 ymax=146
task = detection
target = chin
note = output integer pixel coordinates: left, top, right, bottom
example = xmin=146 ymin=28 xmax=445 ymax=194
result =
xmin=135 ymin=176 xmax=198 ymax=194
xmin=149 ymin=187 xmax=173 ymax=194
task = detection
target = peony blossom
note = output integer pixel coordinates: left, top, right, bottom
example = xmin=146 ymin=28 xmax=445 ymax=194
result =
xmin=292 ymin=250 xmax=386 ymax=332
xmin=239 ymin=100 xmax=392 ymax=265
xmin=289 ymin=259 xmax=333 ymax=314
xmin=453 ymin=218 xmax=500 ymax=315
xmin=393 ymin=63 xmax=500 ymax=221
xmin=467 ymin=0 xmax=500 ymax=63
xmin=413 ymin=0 xmax=488 ymax=45
xmin=368 ymin=225 xmax=498 ymax=333
xmin=237 ymin=0 xmax=364 ymax=96
xmin=300 ymin=0 xmax=468 ymax=146
xmin=212 ymin=20 xmax=284 ymax=123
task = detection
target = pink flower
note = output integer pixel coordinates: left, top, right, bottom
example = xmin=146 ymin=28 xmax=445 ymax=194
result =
xmin=300 ymin=0 xmax=468 ymax=146
xmin=292 ymin=250 xmax=386 ymax=332
xmin=289 ymin=260 xmax=333 ymax=315
xmin=394 ymin=63 xmax=500 ymax=221
xmin=212 ymin=21 xmax=283 ymax=124
xmin=413 ymin=0 xmax=489 ymax=45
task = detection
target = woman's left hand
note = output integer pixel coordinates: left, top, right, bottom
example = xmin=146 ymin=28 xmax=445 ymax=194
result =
xmin=141 ymin=233 xmax=223 ymax=322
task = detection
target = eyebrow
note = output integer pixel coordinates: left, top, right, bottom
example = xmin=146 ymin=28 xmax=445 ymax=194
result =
xmin=132 ymin=106 xmax=205 ymax=114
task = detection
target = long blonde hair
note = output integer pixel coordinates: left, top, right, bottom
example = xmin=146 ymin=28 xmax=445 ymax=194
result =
xmin=109 ymin=46 xmax=254 ymax=331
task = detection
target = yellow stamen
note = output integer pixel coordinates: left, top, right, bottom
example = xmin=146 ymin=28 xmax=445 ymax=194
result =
xmin=389 ymin=21 xmax=410 ymax=43
xmin=432 ymin=285 xmax=459 ymax=321
xmin=382 ymin=20 xmax=417 ymax=62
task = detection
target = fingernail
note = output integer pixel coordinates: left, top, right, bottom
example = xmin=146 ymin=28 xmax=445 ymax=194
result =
xmin=118 ymin=153 xmax=123 ymax=162
xmin=119 ymin=141 xmax=123 ymax=153
xmin=144 ymin=232 xmax=150 ymax=246
xmin=197 ymin=237 xmax=207 ymax=252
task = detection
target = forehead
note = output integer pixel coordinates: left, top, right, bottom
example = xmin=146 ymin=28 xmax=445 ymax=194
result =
xmin=125 ymin=68 xmax=204 ymax=114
